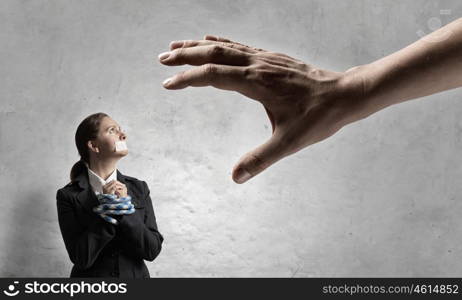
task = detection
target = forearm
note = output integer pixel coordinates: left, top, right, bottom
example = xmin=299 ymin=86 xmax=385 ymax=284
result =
xmin=117 ymin=182 xmax=163 ymax=261
xmin=69 ymin=217 xmax=116 ymax=269
xmin=345 ymin=17 xmax=462 ymax=122
xmin=118 ymin=216 xmax=163 ymax=261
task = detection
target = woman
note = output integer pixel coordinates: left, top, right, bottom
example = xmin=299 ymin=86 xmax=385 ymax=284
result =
xmin=56 ymin=112 xmax=163 ymax=278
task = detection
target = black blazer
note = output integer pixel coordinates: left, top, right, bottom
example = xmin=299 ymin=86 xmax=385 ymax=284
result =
xmin=56 ymin=169 xmax=163 ymax=278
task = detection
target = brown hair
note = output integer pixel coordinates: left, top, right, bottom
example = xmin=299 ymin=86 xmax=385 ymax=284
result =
xmin=69 ymin=112 xmax=109 ymax=181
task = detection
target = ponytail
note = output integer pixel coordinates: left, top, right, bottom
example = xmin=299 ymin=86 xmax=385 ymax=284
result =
xmin=70 ymin=160 xmax=87 ymax=182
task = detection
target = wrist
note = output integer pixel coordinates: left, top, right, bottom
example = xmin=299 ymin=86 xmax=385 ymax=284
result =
xmin=335 ymin=63 xmax=379 ymax=126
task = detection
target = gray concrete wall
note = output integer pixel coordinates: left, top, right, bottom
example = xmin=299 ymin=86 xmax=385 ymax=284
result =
xmin=1 ymin=0 xmax=462 ymax=277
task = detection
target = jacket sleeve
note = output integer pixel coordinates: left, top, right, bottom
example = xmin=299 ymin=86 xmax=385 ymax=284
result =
xmin=117 ymin=181 xmax=164 ymax=261
xmin=56 ymin=189 xmax=117 ymax=270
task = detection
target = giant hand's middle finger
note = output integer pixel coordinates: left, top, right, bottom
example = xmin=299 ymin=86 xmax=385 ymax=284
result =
xmin=159 ymin=45 xmax=252 ymax=67
xmin=161 ymin=63 xmax=258 ymax=98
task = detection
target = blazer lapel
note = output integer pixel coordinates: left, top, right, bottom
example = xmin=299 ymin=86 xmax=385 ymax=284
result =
xmin=117 ymin=169 xmax=127 ymax=186
xmin=75 ymin=171 xmax=100 ymax=214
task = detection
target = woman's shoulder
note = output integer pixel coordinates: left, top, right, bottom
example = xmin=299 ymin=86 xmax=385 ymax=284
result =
xmin=121 ymin=173 xmax=142 ymax=183
xmin=56 ymin=181 xmax=80 ymax=199
xmin=121 ymin=174 xmax=148 ymax=191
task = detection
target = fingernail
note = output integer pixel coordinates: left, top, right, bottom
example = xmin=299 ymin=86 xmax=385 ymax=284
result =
xmin=234 ymin=168 xmax=252 ymax=184
xmin=162 ymin=77 xmax=173 ymax=86
xmin=170 ymin=41 xmax=183 ymax=49
xmin=158 ymin=51 xmax=171 ymax=60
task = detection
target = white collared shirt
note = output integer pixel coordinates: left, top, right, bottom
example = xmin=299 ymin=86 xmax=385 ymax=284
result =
xmin=85 ymin=163 xmax=118 ymax=196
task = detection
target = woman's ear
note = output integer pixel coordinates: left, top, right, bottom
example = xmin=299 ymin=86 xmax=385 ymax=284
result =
xmin=87 ymin=140 xmax=100 ymax=154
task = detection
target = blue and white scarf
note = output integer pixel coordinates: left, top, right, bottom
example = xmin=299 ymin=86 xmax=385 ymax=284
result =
xmin=93 ymin=194 xmax=135 ymax=225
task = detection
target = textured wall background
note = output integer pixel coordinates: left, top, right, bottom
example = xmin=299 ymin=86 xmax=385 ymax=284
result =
xmin=1 ymin=0 xmax=462 ymax=277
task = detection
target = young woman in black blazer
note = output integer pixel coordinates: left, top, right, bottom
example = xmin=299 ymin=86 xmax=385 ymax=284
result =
xmin=56 ymin=112 xmax=163 ymax=278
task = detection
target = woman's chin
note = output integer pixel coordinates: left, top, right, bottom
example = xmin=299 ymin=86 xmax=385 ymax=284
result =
xmin=115 ymin=150 xmax=128 ymax=157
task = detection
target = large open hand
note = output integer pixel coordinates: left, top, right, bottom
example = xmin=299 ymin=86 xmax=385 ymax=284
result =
xmin=158 ymin=35 xmax=366 ymax=183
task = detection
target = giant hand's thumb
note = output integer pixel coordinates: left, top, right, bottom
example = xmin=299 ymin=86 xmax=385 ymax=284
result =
xmin=232 ymin=136 xmax=286 ymax=184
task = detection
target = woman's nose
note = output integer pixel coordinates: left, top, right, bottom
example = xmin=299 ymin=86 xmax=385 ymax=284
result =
xmin=120 ymin=132 xmax=127 ymax=140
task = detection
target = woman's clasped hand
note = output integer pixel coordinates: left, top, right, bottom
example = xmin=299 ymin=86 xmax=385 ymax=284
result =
xmin=93 ymin=194 xmax=135 ymax=225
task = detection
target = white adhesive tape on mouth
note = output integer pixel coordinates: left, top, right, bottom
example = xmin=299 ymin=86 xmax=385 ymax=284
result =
xmin=115 ymin=141 xmax=127 ymax=151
